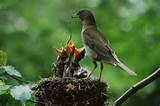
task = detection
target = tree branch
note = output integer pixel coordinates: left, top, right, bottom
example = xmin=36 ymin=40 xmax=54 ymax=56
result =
xmin=113 ymin=67 xmax=160 ymax=106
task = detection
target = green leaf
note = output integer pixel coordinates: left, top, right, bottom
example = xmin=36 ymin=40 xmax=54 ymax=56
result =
xmin=0 ymin=81 xmax=11 ymax=95
xmin=0 ymin=50 xmax=7 ymax=66
xmin=0 ymin=76 xmax=7 ymax=81
xmin=0 ymin=67 xmax=6 ymax=76
xmin=2 ymin=66 xmax=22 ymax=77
xmin=10 ymin=85 xmax=32 ymax=101
xmin=0 ymin=80 xmax=5 ymax=86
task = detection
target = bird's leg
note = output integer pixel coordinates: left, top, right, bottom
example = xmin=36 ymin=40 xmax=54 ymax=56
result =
xmin=99 ymin=62 xmax=103 ymax=81
xmin=87 ymin=61 xmax=97 ymax=79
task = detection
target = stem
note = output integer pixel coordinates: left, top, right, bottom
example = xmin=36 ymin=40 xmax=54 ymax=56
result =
xmin=7 ymin=74 xmax=30 ymax=83
xmin=28 ymin=99 xmax=45 ymax=105
xmin=21 ymin=101 xmax=25 ymax=106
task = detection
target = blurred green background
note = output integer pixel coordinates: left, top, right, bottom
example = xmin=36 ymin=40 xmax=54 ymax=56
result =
xmin=0 ymin=0 xmax=160 ymax=106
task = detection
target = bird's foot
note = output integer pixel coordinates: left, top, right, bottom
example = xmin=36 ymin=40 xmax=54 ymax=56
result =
xmin=86 ymin=74 xmax=91 ymax=79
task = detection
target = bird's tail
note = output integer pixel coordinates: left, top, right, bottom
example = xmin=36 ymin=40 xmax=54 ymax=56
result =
xmin=112 ymin=52 xmax=137 ymax=76
xmin=116 ymin=61 xmax=137 ymax=76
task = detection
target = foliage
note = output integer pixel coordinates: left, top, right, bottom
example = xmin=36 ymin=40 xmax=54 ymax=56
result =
xmin=0 ymin=50 xmax=7 ymax=66
xmin=1 ymin=66 xmax=22 ymax=77
xmin=10 ymin=85 xmax=32 ymax=101
xmin=0 ymin=81 xmax=10 ymax=95
xmin=0 ymin=51 xmax=33 ymax=106
xmin=0 ymin=0 xmax=160 ymax=106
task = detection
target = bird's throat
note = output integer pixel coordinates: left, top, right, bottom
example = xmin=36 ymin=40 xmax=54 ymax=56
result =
xmin=82 ymin=18 xmax=96 ymax=26
xmin=82 ymin=19 xmax=97 ymax=32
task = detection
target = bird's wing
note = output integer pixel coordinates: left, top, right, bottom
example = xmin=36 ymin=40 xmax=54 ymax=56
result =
xmin=83 ymin=28 xmax=116 ymax=63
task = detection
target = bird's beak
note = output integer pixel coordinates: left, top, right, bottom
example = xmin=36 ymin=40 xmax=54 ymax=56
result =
xmin=71 ymin=13 xmax=79 ymax=18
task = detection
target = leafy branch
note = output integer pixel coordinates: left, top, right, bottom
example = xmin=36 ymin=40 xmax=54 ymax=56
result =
xmin=0 ymin=50 xmax=34 ymax=105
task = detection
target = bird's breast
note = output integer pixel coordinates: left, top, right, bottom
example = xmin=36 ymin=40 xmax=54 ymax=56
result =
xmin=84 ymin=44 xmax=97 ymax=58
xmin=81 ymin=32 xmax=97 ymax=59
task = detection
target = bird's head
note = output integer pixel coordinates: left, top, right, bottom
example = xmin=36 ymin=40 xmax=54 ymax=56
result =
xmin=72 ymin=9 xmax=96 ymax=26
xmin=72 ymin=9 xmax=94 ymax=21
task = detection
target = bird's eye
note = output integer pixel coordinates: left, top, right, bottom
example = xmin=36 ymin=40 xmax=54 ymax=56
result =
xmin=78 ymin=11 xmax=82 ymax=15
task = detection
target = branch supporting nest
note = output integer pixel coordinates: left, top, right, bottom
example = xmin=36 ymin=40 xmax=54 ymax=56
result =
xmin=113 ymin=67 xmax=160 ymax=106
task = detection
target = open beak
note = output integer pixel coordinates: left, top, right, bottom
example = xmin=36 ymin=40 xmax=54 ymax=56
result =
xmin=71 ymin=13 xmax=79 ymax=18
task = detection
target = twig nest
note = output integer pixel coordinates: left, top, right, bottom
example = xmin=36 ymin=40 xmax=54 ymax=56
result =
xmin=32 ymin=77 xmax=108 ymax=106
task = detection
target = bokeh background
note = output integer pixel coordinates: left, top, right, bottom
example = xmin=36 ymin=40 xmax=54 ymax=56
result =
xmin=0 ymin=0 xmax=160 ymax=106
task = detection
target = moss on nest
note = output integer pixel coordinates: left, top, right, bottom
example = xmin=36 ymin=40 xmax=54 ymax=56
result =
xmin=32 ymin=77 xmax=108 ymax=106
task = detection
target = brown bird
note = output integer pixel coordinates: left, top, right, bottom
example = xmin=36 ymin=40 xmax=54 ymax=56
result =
xmin=72 ymin=9 xmax=137 ymax=80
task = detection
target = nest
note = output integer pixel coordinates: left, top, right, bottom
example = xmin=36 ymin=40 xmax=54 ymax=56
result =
xmin=32 ymin=77 xmax=108 ymax=106
xmin=32 ymin=40 xmax=109 ymax=106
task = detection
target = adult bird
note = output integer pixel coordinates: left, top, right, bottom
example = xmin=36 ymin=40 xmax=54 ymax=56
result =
xmin=72 ymin=9 xmax=137 ymax=80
